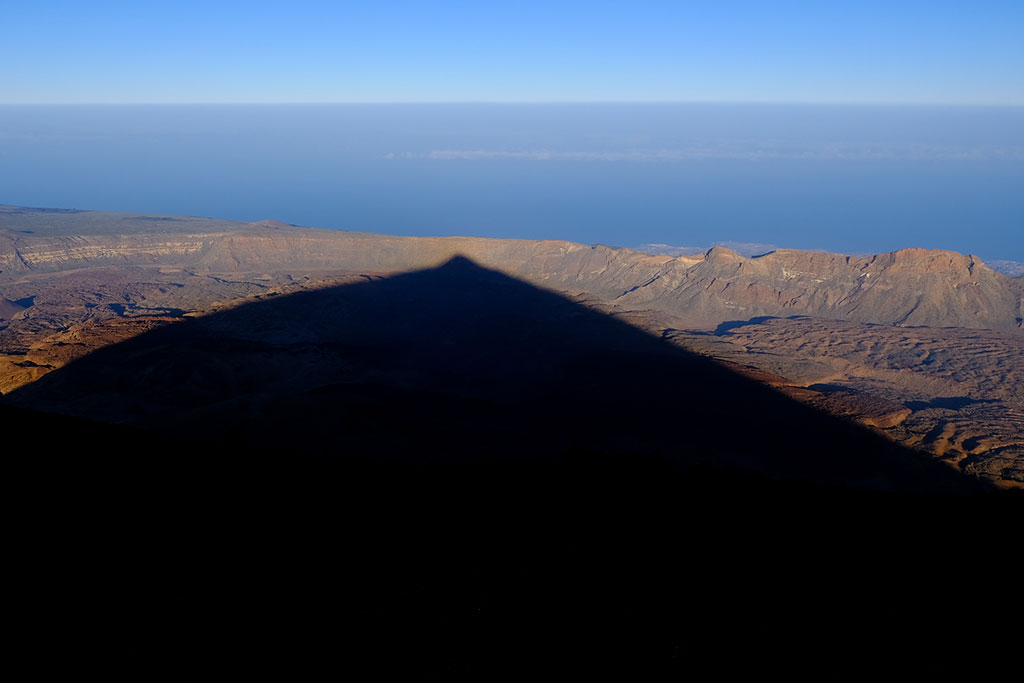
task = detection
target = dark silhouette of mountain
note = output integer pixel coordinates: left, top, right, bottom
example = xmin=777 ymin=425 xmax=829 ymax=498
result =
xmin=8 ymin=257 xmax=1020 ymax=677
xmin=5 ymin=256 xmax=981 ymax=493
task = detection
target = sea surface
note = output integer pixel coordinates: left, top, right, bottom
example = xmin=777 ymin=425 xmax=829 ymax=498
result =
xmin=1 ymin=104 xmax=1022 ymax=261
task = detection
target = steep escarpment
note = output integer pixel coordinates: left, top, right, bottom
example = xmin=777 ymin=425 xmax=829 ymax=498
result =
xmin=615 ymin=247 xmax=1022 ymax=330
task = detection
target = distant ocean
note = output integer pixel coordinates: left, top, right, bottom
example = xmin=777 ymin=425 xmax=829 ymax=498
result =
xmin=1 ymin=104 xmax=1022 ymax=261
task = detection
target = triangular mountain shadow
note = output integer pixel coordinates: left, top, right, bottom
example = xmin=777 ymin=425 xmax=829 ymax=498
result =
xmin=4 ymin=256 xmax=983 ymax=494
xmin=8 ymin=257 xmax=1021 ymax=677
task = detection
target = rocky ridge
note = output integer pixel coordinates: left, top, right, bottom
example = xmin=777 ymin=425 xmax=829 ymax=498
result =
xmin=2 ymin=205 xmax=1021 ymax=331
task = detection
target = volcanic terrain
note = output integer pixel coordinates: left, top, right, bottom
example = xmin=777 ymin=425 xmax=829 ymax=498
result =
xmin=1 ymin=204 xmax=1021 ymax=487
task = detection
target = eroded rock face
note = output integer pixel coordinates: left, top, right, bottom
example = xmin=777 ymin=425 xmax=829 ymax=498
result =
xmin=615 ymin=247 xmax=1021 ymax=331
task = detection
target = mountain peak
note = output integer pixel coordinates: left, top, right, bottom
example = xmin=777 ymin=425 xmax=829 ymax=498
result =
xmin=705 ymin=245 xmax=744 ymax=262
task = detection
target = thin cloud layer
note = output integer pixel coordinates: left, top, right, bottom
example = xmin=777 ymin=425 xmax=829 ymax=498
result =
xmin=416 ymin=144 xmax=1024 ymax=162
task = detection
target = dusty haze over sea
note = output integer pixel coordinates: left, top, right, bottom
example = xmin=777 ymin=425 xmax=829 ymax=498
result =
xmin=1 ymin=104 xmax=1021 ymax=261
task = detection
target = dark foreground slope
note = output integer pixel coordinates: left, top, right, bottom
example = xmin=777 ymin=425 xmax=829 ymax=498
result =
xmin=13 ymin=440 xmax=1019 ymax=679
xmin=7 ymin=258 xmax=1019 ymax=677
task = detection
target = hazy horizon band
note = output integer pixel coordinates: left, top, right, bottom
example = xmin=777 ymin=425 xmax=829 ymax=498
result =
xmin=1 ymin=103 xmax=1021 ymax=261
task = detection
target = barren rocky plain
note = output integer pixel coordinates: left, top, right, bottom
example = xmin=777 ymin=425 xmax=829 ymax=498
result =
xmin=2 ymin=204 xmax=1021 ymax=488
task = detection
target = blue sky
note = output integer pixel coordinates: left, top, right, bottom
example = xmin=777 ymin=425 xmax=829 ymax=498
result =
xmin=2 ymin=0 xmax=1022 ymax=104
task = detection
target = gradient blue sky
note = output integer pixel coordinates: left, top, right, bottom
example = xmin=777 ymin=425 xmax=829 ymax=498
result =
xmin=2 ymin=0 xmax=1022 ymax=104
